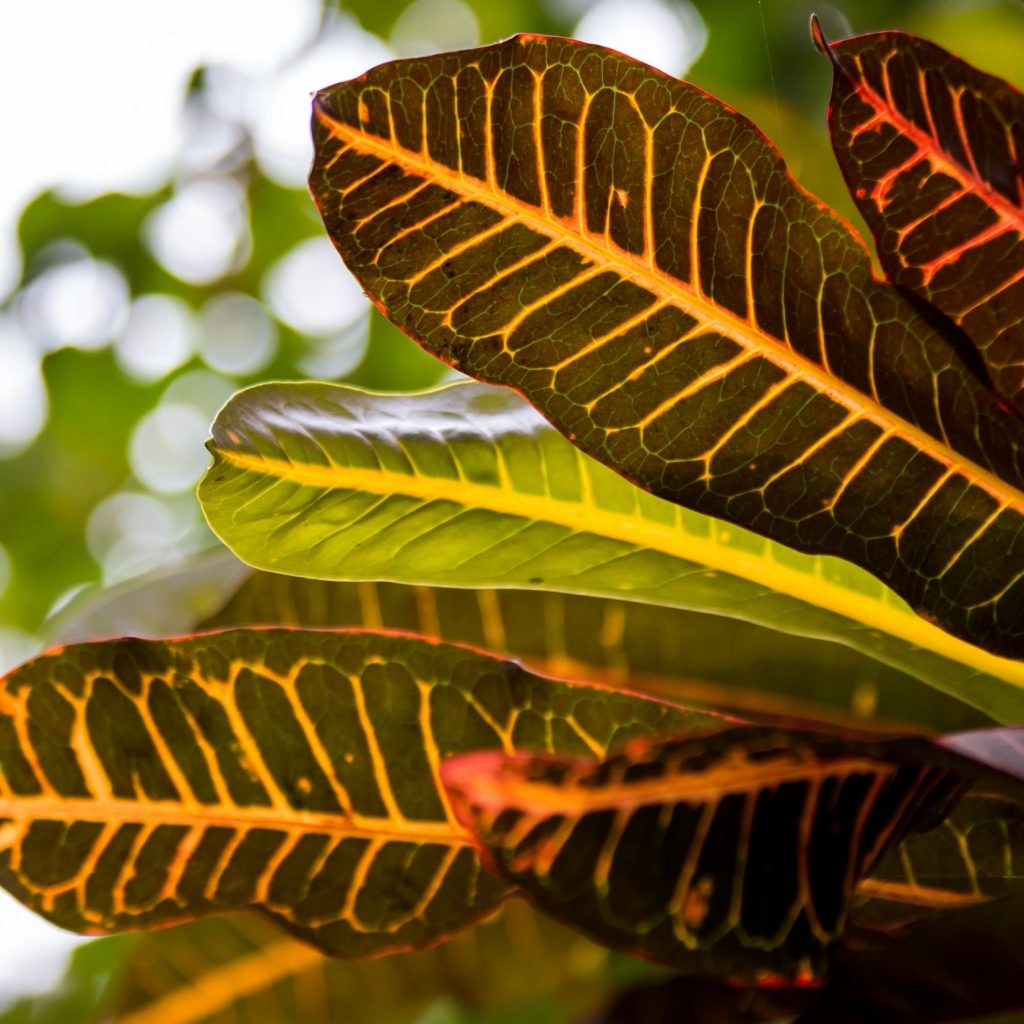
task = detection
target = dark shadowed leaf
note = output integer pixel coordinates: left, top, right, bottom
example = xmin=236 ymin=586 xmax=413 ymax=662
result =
xmin=441 ymin=723 xmax=975 ymax=981
xmin=0 ymin=629 xmax=702 ymax=955
xmin=798 ymin=895 xmax=1024 ymax=1023
xmin=817 ymin=22 xmax=1024 ymax=413
xmin=309 ymin=34 xmax=1024 ymax=657
xmin=595 ymin=895 xmax=1024 ymax=1024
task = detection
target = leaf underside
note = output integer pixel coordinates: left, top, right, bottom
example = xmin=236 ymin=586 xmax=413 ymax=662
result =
xmin=201 ymin=382 xmax=1024 ymax=723
xmin=0 ymin=628 xmax=699 ymax=955
xmin=821 ymin=27 xmax=1024 ymax=413
xmin=310 ymin=34 xmax=1024 ymax=657
xmin=206 ymin=566 xmax=994 ymax=732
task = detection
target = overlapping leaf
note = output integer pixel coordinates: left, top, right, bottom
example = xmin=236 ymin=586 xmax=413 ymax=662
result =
xmin=441 ymin=723 xmax=1024 ymax=981
xmin=817 ymin=22 xmax=1024 ymax=412
xmin=310 ymin=34 xmax=1024 ymax=657
xmin=201 ymin=382 xmax=1024 ymax=722
xmin=0 ymin=628 xmax=701 ymax=954
xmin=49 ymin=549 xmax=997 ymax=737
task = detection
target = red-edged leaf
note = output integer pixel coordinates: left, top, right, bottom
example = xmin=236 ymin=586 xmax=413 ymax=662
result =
xmin=816 ymin=20 xmax=1024 ymax=411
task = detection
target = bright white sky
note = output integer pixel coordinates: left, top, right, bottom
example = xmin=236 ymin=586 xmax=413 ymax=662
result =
xmin=0 ymin=0 xmax=703 ymax=1007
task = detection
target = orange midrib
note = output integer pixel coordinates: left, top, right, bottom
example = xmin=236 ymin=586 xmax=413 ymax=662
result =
xmin=456 ymin=757 xmax=894 ymax=814
xmin=856 ymin=877 xmax=989 ymax=907
xmin=0 ymin=794 xmax=471 ymax=844
xmin=315 ymin=103 xmax=1024 ymax=519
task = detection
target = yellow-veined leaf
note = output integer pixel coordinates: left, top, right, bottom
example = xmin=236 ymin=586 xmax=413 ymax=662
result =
xmin=0 ymin=629 xmax=704 ymax=954
xmin=862 ymin=789 xmax=1024 ymax=908
xmin=200 ymin=382 xmax=1024 ymax=722
xmin=309 ymin=35 xmax=1024 ymax=657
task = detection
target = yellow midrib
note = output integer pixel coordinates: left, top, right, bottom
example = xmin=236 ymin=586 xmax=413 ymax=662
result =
xmin=315 ymin=103 xmax=1024 ymax=520
xmin=855 ymin=877 xmax=989 ymax=907
xmin=117 ymin=937 xmax=323 ymax=1024
xmin=0 ymin=794 xmax=471 ymax=844
xmin=212 ymin=443 xmax=1024 ymax=690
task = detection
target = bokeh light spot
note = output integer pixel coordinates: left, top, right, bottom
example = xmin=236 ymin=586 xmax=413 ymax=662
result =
xmin=298 ymin=318 xmax=370 ymax=379
xmin=18 ymin=252 xmax=129 ymax=352
xmin=250 ymin=15 xmax=393 ymax=187
xmin=199 ymin=292 xmax=277 ymax=375
xmin=264 ymin=236 xmax=368 ymax=337
xmin=129 ymin=403 xmax=213 ymax=494
xmin=86 ymin=490 xmax=201 ymax=583
xmin=115 ymin=294 xmax=197 ymax=383
xmin=573 ymin=0 xmax=707 ymax=76
xmin=144 ymin=178 xmax=249 ymax=285
xmin=0 ymin=319 xmax=48 ymax=457
xmin=391 ymin=0 xmax=480 ymax=56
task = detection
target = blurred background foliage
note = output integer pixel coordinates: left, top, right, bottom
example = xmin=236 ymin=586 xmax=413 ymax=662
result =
xmin=0 ymin=0 xmax=1021 ymax=1018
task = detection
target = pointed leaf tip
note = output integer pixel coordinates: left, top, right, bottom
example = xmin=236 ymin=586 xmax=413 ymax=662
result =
xmin=809 ymin=14 xmax=838 ymax=66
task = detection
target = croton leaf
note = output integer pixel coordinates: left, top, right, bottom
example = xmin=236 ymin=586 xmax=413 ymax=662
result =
xmin=816 ymin=21 xmax=1024 ymax=413
xmin=309 ymin=35 xmax=1024 ymax=657
xmin=440 ymin=723 xmax=1007 ymax=981
xmin=0 ymin=628 xmax=702 ymax=954
xmin=599 ymin=896 xmax=1024 ymax=1024
xmin=200 ymin=382 xmax=1024 ymax=723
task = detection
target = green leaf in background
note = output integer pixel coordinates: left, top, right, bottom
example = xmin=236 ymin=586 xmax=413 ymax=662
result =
xmin=107 ymin=902 xmax=626 ymax=1024
xmin=0 ymin=628 xmax=701 ymax=953
xmin=200 ymin=381 xmax=1024 ymax=723
xmin=309 ymin=33 xmax=1024 ymax=658
xmin=49 ymin=549 xmax=996 ymax=736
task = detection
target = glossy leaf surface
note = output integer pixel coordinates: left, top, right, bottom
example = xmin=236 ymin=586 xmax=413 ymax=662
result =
xmin=818 ymin=24 xmax=1024 ymax=411
xmin=442 ymin=724 xmax=962 ymax=981
xmin=201 ymin=383 xmax=1024 ymax=722
xmin=0 ymin=629 xmax=698 ymax=953
xmin=309 ymin=35 xmax=1024 ymax=657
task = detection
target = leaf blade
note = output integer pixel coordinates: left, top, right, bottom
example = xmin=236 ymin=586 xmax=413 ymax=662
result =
xmin=310 ymin=35 xmax=1024 ymax=656
xmin=441 ymin=724 xmax=962 ymax=981
xmin=818 ymin=24 xmax=1024 ymax=412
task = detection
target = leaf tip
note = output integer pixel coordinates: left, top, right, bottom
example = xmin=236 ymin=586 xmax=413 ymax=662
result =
xmin=809 ymin=14 xmax=838 ymax=66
